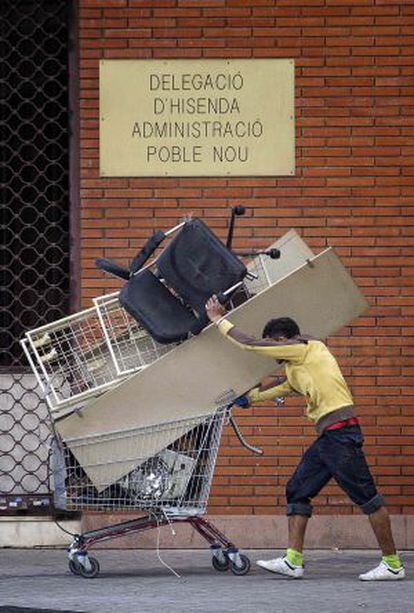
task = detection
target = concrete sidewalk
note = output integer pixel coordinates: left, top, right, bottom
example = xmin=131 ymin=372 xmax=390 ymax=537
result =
xmin=0 ymin=549 xmax=412 ymax=613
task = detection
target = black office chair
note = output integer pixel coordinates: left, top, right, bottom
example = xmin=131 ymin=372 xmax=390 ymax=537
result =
xmin=96 ymin=217 xmax=247 ymax=344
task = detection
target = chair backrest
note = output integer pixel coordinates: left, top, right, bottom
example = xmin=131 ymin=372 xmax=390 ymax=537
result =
xmin=157 ymin=219 xmax=247 ymax=315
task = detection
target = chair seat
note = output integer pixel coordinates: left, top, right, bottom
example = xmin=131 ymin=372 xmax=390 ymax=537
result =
xmin=119 ymin=269 xmax=201 ymax=344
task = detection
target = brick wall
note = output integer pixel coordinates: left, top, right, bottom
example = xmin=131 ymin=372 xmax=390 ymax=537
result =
xmin=78 ymin=0 xmax=414 ymax=516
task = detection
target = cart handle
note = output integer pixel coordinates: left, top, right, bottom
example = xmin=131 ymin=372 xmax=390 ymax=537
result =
xmin=229 ymin=414 xmax=263 ymax=456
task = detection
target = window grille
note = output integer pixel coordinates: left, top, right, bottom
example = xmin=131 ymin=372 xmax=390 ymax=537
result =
xmin=1 ymin=0 xmax=72 ymax=513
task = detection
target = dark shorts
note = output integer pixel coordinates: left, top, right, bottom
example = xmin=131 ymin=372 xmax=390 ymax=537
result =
xmin=286 ymin=425 xmax=383 ymax=517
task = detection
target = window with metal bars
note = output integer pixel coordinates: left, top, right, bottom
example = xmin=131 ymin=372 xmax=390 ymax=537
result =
xmin=1 ymin=0 xmax=74 ymax=513
xmin=1 ymin=0 xmax=71 ymax=370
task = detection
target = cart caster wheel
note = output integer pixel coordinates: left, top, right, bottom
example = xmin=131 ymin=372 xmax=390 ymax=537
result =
xmin=212 ymin=554 xmax=230 ymax=572
xmin=230 ymin=554 xmax=251 ymax=576
xmin=78 ymin=556 xmax=100 ymax=579
xmin=68 ymin=559 xmax=81 ymax=575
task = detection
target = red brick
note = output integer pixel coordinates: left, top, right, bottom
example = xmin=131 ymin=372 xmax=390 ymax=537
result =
xmin=77 ymin=0 xmax=413 ymax=516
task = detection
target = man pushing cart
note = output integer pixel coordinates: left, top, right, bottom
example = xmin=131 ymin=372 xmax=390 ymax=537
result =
xmin=205 ymin=295 xmax=405 ymax=582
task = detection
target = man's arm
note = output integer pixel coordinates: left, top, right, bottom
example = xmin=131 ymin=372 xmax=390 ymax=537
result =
xmin=248 ymin=379 xmax=294 ymax=404
xmin=217 ymin=319 xmax=307 ymax=363
xmin=205 ymin=295 xmax=308 ymax=363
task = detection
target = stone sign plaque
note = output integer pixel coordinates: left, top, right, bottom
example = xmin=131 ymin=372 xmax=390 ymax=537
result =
xmin=100 ymin=59 xmax=295 ymax=177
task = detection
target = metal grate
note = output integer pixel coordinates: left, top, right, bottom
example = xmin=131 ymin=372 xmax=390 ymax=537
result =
xmin=0 ymin=374 xmax=52 ymax=511
xmin=1 ymin=0 xmax=71 ymax=513
xmin=1 ymin=0 xmax=70 ymax=369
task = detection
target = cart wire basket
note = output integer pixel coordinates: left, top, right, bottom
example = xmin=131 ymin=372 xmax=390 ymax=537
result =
xmin=20 ymin=307 xmax=124 ymax=416
xmin=53 ymin=409 xmax=227 ymax=514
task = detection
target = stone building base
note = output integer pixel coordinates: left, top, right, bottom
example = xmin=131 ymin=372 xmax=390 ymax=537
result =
xmin=2 ymin=515 xmax=413 ymax=550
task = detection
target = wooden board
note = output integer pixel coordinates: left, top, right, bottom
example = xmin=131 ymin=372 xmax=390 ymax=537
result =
xmin=261 ymin=228 xmax=314 ymax=283
xmin=56 ymin=244 xmax=368 ymax=489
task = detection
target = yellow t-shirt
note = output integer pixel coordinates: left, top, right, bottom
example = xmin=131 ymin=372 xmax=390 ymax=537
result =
xmin=217 ymin=319 xmax=353 ymax=425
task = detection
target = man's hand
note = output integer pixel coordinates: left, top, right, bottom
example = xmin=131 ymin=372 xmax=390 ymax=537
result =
xmin=234 ymin=395 xmax=250 ymax=409
xmin=205 ymin=294 xmax=227 ymax=323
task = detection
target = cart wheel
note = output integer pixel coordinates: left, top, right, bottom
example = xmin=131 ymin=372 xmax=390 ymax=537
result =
xmin=78 ymin=556 xmax=100 ymax=579
xmin=68 ymin=559 xmax=81 ymax=575
xmin=212 ymin=553 xmax=230 ymax=572
xmin=230 ymin=554 xmax=251 ymax=576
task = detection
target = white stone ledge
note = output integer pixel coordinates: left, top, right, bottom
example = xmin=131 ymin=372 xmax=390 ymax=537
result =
xmin=0 ymin=516 xmax=81 ymax=548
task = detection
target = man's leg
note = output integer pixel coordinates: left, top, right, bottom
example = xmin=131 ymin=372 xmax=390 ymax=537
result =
xmin=285 ymin=440 xmax=331 ymax=555
xmin=369 ymin=506 xmax=397 ymax=557
xmin=257 ymin=438 xmax=331 ymax=577
xmin=321 ymin=426 xmax=404 ymax=581
xmin=288 ymin=514 xmax=309 ymax=553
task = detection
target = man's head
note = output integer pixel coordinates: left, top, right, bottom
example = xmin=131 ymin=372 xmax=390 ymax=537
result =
xmin=262 ymin=317 xmax=300 ymax=340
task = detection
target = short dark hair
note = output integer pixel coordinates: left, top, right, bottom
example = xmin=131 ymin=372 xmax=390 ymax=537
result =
xmin=262 ymin=317 xmax=300 ymax=339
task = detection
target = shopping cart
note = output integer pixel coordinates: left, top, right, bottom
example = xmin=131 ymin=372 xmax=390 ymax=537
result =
xmin=20 ymin=206 xmax=278 ymax=578
xmin=50 ymin=403 xmax=262 ymax=579
xmin=21 ymin=208 xmax=279 ymax=416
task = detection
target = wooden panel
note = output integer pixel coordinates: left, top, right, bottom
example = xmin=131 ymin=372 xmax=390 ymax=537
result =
xmin=57 ymin=246 xmax=368 ymax=489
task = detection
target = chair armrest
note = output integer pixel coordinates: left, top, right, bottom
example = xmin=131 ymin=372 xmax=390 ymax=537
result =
xmin=130 ymin=231 xmax=166 ymax=275
xmin=95 ymin=258 xmax=130 ymax=280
